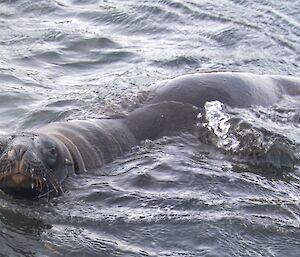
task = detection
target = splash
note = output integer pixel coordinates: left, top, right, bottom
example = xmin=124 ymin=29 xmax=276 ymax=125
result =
xmin=199 ymin=100 xmax=239 ymax=151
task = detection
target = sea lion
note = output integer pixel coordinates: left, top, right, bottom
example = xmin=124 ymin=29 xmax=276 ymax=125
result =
xmin=0 ymin=72 xmax=299 ymax=198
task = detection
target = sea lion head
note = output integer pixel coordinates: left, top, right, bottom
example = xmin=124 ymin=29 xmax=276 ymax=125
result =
xmin=0 ymin=133 xmax=73 ymax=199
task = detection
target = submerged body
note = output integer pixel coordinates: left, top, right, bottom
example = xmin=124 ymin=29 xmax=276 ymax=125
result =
xmin=0 ymin=72 xmax=299 ymax=198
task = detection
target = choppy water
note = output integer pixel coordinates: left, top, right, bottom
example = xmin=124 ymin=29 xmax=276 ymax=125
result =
xmin=0 ymin=0 xmax=300 ymax=256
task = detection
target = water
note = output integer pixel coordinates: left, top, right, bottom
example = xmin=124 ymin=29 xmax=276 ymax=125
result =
xmin=0 ymin=0 xmax=300 ymax=256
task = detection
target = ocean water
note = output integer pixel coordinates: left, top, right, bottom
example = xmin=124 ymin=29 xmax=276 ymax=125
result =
xmin=0 ymin=0 xmax=300 ymax=256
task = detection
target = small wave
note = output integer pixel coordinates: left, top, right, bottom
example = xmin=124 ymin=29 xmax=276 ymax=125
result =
xmin=153 ymin=56 xmax=201 ymax=69
xmin=64 ymin=37 xmax=119 ymax=52
xmin=209 ymin=26 xmax=248 ymax=48
xmin=17 ymin=1 xmax=61 ymax=16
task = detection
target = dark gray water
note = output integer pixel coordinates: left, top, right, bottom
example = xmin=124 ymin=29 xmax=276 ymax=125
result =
xmin=0 ymin=0 xmax=300 ymax=256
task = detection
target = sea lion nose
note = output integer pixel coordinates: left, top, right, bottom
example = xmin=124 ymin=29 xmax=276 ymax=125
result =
xmin=7 ymin=145 xmax=28 ymax=161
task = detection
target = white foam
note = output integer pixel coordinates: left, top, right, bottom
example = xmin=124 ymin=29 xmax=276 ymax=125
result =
xmin=203 ymin=100 xmax=239 ymax=151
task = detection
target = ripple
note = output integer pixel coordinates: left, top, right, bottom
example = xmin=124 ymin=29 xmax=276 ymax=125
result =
xmin=65 ymin=37 xmax=119 ymax=51
xmin=59 ymin=50 xmax=139 ymax=70
xmin=16 ymin=0 xmax=61 ymax=16
xmin=154 ymin=56 xmax=201 ymax=69
xmin=209 ymin=26 xmax=248 ymax=47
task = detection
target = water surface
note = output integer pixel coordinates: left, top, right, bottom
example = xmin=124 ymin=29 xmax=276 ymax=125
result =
xmin=0 ymin=0 xmax=299 ymax=256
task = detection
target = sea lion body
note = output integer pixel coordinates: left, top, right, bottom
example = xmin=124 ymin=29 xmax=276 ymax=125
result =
xmin=0 ymin=72 xmax=299 ymax=198
xmin=147 ymin=72 xmax=300 ymax=107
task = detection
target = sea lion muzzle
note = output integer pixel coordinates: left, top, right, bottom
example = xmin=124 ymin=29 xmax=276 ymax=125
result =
xmin=0 ymin=134 xmax=70 ymax=198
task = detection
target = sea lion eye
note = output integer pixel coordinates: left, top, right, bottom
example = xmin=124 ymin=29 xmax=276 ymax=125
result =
xmin=48 ymin=147 xmax=57 ymax=157
xmin=43 ymin=146 xmax=58 ymax=168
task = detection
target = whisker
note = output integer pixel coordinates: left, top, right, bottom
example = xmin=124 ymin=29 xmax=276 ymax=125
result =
xmin=41 ymin=168 xmax=64 ymax=195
